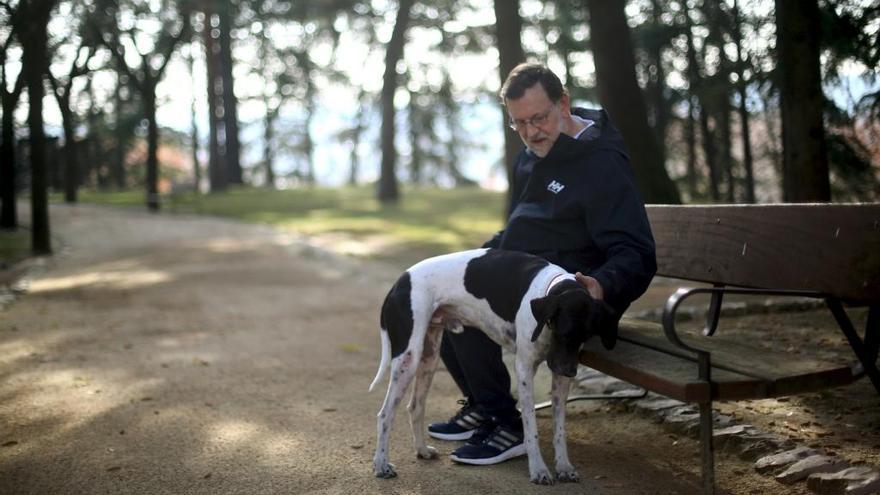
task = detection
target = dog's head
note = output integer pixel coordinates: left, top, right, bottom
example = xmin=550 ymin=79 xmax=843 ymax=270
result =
xmin=529 ymin=281 xmax=618 ymax=377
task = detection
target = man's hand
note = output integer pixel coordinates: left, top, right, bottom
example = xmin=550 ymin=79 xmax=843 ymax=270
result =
xmin=575 ymin=272 xmax=604 ymax=300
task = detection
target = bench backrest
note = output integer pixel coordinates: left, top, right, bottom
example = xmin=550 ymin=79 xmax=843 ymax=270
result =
xmin=646 ymin=204 xmax=880 ymax=304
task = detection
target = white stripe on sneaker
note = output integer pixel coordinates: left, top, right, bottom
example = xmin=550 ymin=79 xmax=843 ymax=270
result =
xmin=497 ymin=430 xmax=519 ymax=442
xmin=458 ymin=415 xmax=480 ymax=427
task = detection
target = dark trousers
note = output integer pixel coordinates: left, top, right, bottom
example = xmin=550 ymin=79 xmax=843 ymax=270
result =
xmin=440 ymin=326 xmax=520 ymax=425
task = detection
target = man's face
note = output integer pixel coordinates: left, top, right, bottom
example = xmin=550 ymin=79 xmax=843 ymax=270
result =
xmin=505 ymin=84 xmax=570 ymax=158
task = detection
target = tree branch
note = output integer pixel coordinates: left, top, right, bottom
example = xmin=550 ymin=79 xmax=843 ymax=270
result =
xmin=151 ymin=8 xmax=192 ymax=81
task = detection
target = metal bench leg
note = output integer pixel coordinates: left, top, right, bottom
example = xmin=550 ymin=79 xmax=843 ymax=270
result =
xmin=699 ymin=400 xmax=716 ymax=495
xmin=828 ymin=300 xmax=880 ymax=394
xmin=696 ymin=352 xmax=715 ymax=494
xmin=865 ymin=306 xmax=879 ymax=368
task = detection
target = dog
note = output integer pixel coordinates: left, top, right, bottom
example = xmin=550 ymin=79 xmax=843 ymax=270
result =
xmin=369 ymin=248 xmax=617 ymax=484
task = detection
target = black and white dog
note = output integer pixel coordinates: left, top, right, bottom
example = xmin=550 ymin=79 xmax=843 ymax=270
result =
xmin=369 ymin=248 xmax=616 ymax=484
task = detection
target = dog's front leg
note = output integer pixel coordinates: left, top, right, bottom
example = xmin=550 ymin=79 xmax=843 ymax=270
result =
xmin=551 ymin=373 xmax=579 ymax=482
xmin=408 ymin=325 xmax=442 ymax=460
xmin=515 ymin=355 xmax=553 ymax=485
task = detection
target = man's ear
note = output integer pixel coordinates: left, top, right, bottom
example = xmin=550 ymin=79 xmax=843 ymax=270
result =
xmin=530 ymin=296 xmax=559 ymax=342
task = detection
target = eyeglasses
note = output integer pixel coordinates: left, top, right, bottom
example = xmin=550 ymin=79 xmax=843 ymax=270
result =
xmin=508 ymin=105 xmax=555 ymax=131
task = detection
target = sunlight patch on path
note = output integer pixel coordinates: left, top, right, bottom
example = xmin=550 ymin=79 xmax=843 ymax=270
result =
xmin=29 ymin=269 xmax=173 ymax=293
xmin=205 ymin=419 xmax=304 ymax=460
xmin=308 ymin=232 xmax=397 ymax=258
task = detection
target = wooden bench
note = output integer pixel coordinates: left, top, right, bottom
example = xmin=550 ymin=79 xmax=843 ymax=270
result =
xmin=578 ymin=204 xmax=880 ymax=495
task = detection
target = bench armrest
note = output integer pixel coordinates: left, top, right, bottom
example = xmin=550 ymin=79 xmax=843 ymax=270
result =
xmin=661 ymin=286 xmax=827 ymax=356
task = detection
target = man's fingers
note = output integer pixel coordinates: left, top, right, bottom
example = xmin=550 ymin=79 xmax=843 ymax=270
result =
xmin=575 ymin=272 xmax=604 ymax=300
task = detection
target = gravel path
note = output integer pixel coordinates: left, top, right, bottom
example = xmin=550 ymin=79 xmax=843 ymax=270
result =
xmin=0 ymin=203 xmax=809 ymax=494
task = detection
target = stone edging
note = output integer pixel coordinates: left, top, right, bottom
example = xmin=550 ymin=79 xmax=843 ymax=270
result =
xmin=630 ymin=297 xmax=825 ymax=322
xmin=0 ymin=256 xmax=51 ymax=312
xmin=574 ymin=370 xmax=880 ymax=494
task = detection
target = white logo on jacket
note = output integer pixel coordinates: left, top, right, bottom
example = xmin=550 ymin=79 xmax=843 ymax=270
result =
xmin=547 ymin=180 xmax=566 ymax=194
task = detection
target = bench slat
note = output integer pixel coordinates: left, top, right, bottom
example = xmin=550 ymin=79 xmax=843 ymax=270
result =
xmin=646 ymin=204 xmax=880 ymax=303
xmin=579 ymin=319 xmax=858 ymax=401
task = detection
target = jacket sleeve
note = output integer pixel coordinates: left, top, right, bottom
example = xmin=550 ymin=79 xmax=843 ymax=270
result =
xmin=581 ymin=150 xmax=657 ymax=314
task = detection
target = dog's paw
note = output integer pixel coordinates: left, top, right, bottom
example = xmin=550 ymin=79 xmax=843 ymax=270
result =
xmin=416 ymin=445 xmax=438 ymax=460
xmin=373 ymin=462 xmax=397 ymax=479
xmin=530 ymin=468 xmax=555 ymax=485
xmin=555 ymin=468 xmax=580 ymax=483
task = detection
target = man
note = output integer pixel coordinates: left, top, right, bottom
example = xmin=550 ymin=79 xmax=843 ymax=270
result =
xmin=428 ymin=62 xmax=656 ymax=466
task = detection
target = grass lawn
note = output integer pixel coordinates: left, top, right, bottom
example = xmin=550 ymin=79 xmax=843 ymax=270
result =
xmin=75 ymin=186 xmax=508 ymax=268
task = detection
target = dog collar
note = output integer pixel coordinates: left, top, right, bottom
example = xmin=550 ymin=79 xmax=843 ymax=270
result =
xmin=546 ymin=273 xmax=575 ymax=296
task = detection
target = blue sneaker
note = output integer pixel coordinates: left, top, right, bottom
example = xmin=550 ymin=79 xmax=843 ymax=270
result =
xmin=427 ymin=400 xmax=487 ymax=441
xmin=449 ymin=423 xmax=526 ymax=465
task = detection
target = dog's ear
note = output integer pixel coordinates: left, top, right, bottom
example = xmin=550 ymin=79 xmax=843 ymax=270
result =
xmin=530 ymin=296 xmax=559 ymax=342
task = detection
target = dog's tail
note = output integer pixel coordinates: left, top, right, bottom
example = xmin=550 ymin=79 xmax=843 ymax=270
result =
xmin=369 ymin=328 xmax=391 ymax=392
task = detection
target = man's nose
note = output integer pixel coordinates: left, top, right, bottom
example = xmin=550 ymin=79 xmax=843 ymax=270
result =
xmin=524 ymin=123 xmax=541 ymax=139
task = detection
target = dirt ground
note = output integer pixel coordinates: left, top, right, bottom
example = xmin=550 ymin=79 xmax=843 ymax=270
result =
xmin=1 ymin=203 xmax=877 ymax=495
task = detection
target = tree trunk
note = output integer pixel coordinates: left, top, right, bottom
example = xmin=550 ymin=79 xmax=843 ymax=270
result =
xmin=302 ymin=60 xmax=316 ymax=186
xmin=407 ymin=90 xmax=423 ymax=185
xmin=717 ymin=85 xmax=734 ymax=202
xmin=683 ymin=5 xmax=720 ymax=201
xmin=188 ymin=50 xmax=201 ymax=193
xmin=348 ymin=89 xmax=369 ymax=186
xmin=586 ymin=0 xmax=680 ymax=203
xmin=647 ymin=0 xmax=669 ymax=166
xmin=143 ymin=87 xmax=160 ymax=211
xmin=85 ymin=78 xmax=108 ymax=190
xmin=49 ymin=73 xmax=79 ymax=202
xmin=732 ymin=0 xmax=755 ymax=203
xmin=377 ymin=0 xmax=414 ymax=203
xmin=0 ymin=75 xmax=22 ymax=229
xmin=60 ymin=105 xmax=79 ymax=203
xmin=302 ymin=120 xmax=315 ymax=186
xmin=493 ymin=0 xmax=525 ymax=210
xmin=684 ymin=96 xmax=698 ymax=200
xmin=262 ymin=104 xmax=276 ymax=188
xmin=217 ymin=0 xmax=241 ymax=185
xmin=776 ymin=0 xmax=829 ymax=202
xmin=702 ymin=2 xmax=735 ymax=202
xmin=21 ymin=0 xmax=56 ymax=254
xmin=759 ymin=88 xmax=783 ymax=185
xmin=441 ymin=72 xmax=476 ymax=187
xmin=204 ymin=11 xmax=226 ymax=193
xmin=113 ymin=73 xmax=127 ymax=189
xmin=699 ymin=102 xmax=720 ymax=201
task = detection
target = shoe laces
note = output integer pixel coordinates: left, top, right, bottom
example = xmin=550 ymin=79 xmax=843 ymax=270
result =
xmin=450 ymin=399 xmax=475 ymax=422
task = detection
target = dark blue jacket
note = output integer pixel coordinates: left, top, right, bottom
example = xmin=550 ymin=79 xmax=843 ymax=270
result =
xmin=484 ymin=108 xmax=656 ymax=315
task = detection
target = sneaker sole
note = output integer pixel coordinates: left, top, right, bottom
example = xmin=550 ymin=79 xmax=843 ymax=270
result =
xmin=449 ymin=443 xmax=527 ymax=465
xmin=427 ymin=429 xmax=474 ymax=441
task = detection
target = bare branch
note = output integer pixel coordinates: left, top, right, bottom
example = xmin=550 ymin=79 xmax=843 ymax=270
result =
xmin=0 ymin=0 xmax=14 ymax=16
xmin=152 ymin=12 xmax=191 ymax=80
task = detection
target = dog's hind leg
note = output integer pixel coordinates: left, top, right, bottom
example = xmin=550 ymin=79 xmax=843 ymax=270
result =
xmin=373 ymin=349 xmax=418 ymax=478
xmin=515 ymin=355 xmax=553 ymax=485
xmin=407 ymin=323 xmax=443 ymax=460
xmin=550 ymin=373 xmax=579 ymax=482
